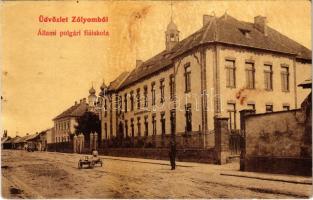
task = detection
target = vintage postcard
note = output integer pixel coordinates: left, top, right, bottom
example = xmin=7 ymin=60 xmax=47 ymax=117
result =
xmin=1 ymin=0 xmax=312 ymax=199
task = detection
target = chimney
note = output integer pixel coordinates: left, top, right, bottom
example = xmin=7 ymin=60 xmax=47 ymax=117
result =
xmin=83 ymin=98 xmax=86 ymax=103
xmin=254 ymin=16 xmax=267 ymax=36
xmin=203 ymin=14 xmax=214 ymax=27
xmin=80 ymin=99 xmax=82 ymax=103
xmin=75 ymin=101 xmax=77 ymax=105
xmin=136 ymin=60 xmax=143 ymax=68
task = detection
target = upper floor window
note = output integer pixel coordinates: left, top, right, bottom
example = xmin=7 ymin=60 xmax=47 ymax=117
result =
xmin=169 ymin=74 xmax=175 ymax=100
xmin=136 ymin=89 xmax=141 ymax=110
xmin=115 ymin=95 xmax=119 ymax=111
xmin=185 ymin=104 xmax=192 ymax=132
xmin=264 ymin=64 xmax=273 ymax=90
xmin=118 ymin=95 xmax=122 ymax=114
xmin=266 ymin=104 xmax=273 ymax=113
xmin=151 ymin=82 xmax=156 ymax=106
xmin=184 ymin=63 xmax=191 ymax=93
xmin=144 ymin=86 xmax=148 ymax=107
xmin=130 ymin=91 xmax=134 ymax=111
xmin=281 ymin=65 xmax=290 ymax=92
xmin=124 ymin=93 xmax=128 ymax=113
xmin=225 ymin=60 xmax=236 ymax=88
xmin=104 ymin=99 xmax=107 ymax=117
xmin=245 ymin=62 xmax=255 ymax=89
xmin=160 ymin=79 xmax=165 ymax=104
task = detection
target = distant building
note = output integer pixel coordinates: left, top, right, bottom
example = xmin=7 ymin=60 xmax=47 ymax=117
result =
xmin=53 ymin=98 xmax=89 ymax=143
xmin=37 ymin=128 xmax=55 ymax=150
xmin=99 ymin=14 xmax=311 ymax=148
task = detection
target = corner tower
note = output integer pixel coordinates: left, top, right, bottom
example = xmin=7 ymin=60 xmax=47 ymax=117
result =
xmin=165 ymin=20 xmax=179 ymax=51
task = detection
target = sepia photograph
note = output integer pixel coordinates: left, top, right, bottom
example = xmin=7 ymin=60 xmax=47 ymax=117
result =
xmin=1 ymin=0 xmax=312 ymax=198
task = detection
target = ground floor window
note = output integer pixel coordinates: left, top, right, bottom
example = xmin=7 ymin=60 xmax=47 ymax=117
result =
xmin=160 ymin=112 xmax=166 ymax=136
xmin=283 ymin=104 xmax=290 ymax=111
xmin=185 ymin=104 xmax=192 ymax=132
xmin=137 ymin=117 xmax=141 ymax=137
xmin=152 ymin=114 xmax=156 ymax=135
xmin=266 ymin=104 xmax=273 ymax=113
xmin=124 ymin=121 xmax=128 ymax=138
xmin=227 ymin=103 xmax=236 ymax=130
xmin=131 ymin=118 xmax=134 ymax=138
xmin=144 ymin=116 xmax=148 ymax=137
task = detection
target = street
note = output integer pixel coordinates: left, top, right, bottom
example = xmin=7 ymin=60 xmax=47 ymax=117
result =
xmin=1 ymin=150 xmax=312 ymax=198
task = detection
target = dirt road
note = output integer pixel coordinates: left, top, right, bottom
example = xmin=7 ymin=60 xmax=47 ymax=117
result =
xmin=1 ymin=150 xmax=311 ymax=198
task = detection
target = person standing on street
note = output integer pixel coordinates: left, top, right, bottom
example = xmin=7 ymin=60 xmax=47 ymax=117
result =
xmin=169 ymin=140 xmax=176 ymax=170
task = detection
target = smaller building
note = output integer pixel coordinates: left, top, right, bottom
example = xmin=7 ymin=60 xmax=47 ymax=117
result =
xmin=53 ymin=99 xmax=89 ymax=143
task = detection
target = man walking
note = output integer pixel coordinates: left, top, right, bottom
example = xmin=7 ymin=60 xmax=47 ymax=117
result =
xmin=169 ymin=140 xmax=176 ymax=170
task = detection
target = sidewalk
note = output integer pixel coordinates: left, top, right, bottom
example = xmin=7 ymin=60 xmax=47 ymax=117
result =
xmin=220 ymin=170 xmax=312 ymax=185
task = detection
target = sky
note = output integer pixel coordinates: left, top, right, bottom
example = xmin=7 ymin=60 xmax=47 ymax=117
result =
xmin=1 ymin=0 xmax=311 ymax=137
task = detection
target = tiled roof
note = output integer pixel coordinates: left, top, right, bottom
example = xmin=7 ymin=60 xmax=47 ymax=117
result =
xmin=53 ymin=101 xmax=88 ymax=120
xmin=1 ymin=137 xmax=9 ymax=144
xmin=108 ymin=71 xmax=130 ymax=91
xmin=119 ymin=14 xmax=311 ymax=89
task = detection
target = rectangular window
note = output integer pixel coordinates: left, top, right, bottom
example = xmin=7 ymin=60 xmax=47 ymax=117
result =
xmin=152 ymin=114 xmax=156 ymax=135
xmin=115 ymin=95 xmax=118 ymax=111
xmin=169 ymin=74 xmax=175 ymax=100
xmin=160 ymin=79 xmax=165 ymax=103
xmin=247 ymin=103 xmax=255 ymax=111
xmin=124 ymin=120 xmax=128 ymax=138
xmin=119 ymin=95 xmax=122 ymax=114
xmin=104 ymin=99 xmax=107 ymax=117
xmin=225 ymin=60 xmax=236 ymax=88
xmin=151 ymin=82 xmax=156 ymax=106
xmin=144 ymin=86 xmax=148 ymax=107
xmin=137 ymin=117 xmax=141 ymax=137
xmin=266 ymin=104 xmax=273 ymax=113
xmin=136 ymin=89 xmax=141 ymax=110
xmin=264 ymin=64 xmax=273 ymax=90
xmin=227 ymin=103 xmax=236 ymax=130
xmin=281 ymin=66 xmax=290 ymax=92
xmin=104 ymin=123 xmax=107 ymax=139
xmin=144 ymin=116 xmax=148 ymax=137
xmin=124 ymin=93 xmax=128 ymax=113
xmin=130 ymin=118 xmax=134 ymax=138
xmin=245 ymin=62 xmax=255 ymax=89
xmin=184 ymin=63 xmax=191 ymax=92
xmin=185 ymin=104 xmax=192 ymax=132
xmin=130 ymin=91 xmax=134 ymax=111
xmin=160 ymin=112 xmax=166 ymax=136
xmin=283 ymin=105 xmax=290 ymax=111
xmin=170 ymin=110 xmax=176 ymax=135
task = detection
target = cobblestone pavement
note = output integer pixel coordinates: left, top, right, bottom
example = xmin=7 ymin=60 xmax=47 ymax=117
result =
xmin=1 ymin=150 xmax=312 ymax=198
